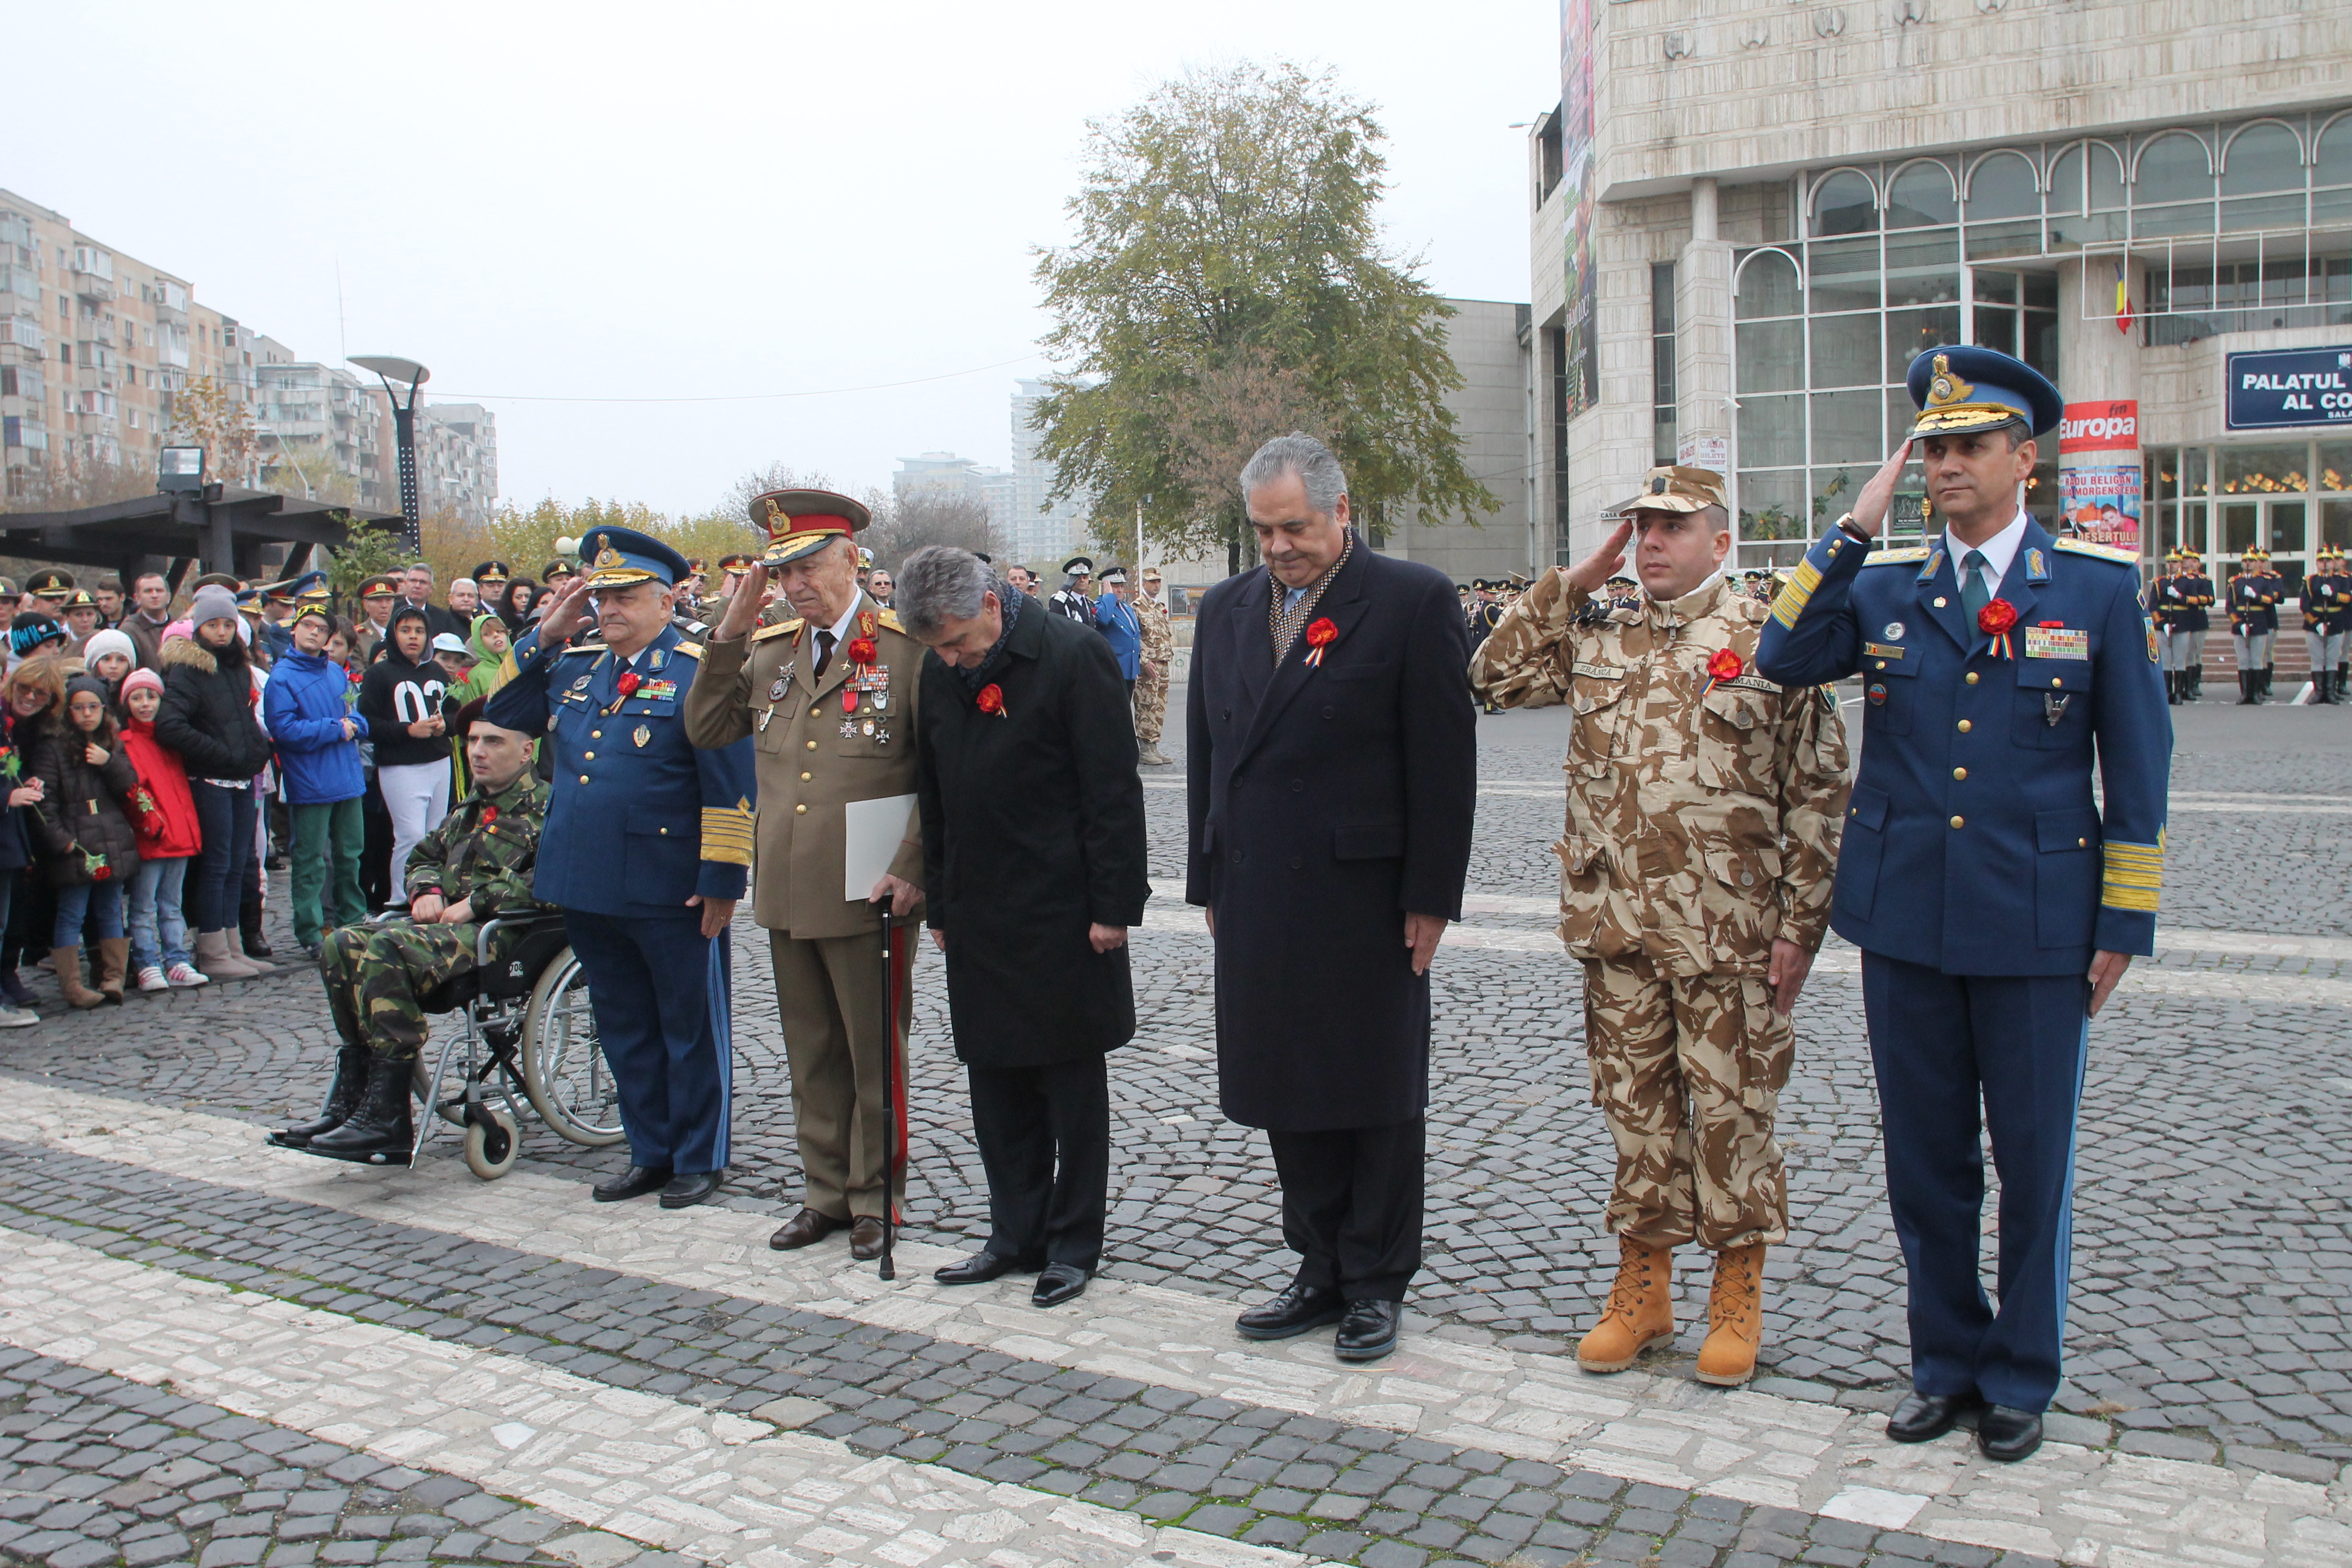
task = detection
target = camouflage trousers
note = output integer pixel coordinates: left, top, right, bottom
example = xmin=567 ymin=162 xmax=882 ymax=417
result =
xmin=1134 ymin=669 xmax=1170 ymax=744
xmin=321 ymin=921 xmax=478 ymax=1061
xmin=1581 ymin=954 xmax=1793 ymax=1249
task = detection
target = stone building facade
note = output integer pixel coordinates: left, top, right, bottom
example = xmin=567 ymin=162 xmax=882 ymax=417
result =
xmin=1528 ymin=0 xmax=2352 ymax=590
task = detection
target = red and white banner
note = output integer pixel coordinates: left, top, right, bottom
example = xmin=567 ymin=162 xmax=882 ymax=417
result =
xmin=2058 ymin=400 xmax=2139 ymax=455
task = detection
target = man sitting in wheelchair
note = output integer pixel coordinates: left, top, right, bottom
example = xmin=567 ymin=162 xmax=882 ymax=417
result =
xmin=272 ymin=715 xmax=550 ymax=1162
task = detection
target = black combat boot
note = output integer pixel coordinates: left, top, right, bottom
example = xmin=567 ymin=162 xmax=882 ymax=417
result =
xmin=306 ymin=1055 xmax=415 ymax=1165
xmin=269 ymin=1044 xmax=369 ymax=1148
xmin=2238 ymin=669 xmax=2256 ymax=705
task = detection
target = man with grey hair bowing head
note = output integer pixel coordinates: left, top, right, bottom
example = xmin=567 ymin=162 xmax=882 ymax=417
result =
xmin=1186 ymin=433 xmax=1477 ymax=1364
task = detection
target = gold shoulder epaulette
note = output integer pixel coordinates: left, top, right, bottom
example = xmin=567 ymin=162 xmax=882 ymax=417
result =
xmin=2056 ymin=538 xmax=2141 ymax=566
xmin=673 ymin=641 xmax=703 ymax=659
xmin=750 ymin=618 xmax=804 ymax=644
xmin=878 ymin=608 xmax=906 ymax=635
xmin=1862 ymin=546 xmax=1932 ymax=567
xmin=563 ymin=640 xmax=607 ymax=656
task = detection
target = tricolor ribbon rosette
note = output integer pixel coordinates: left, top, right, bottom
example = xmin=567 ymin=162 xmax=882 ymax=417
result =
xmin=1302 ymin=617 xmax=1338 ymax=667
xmin=976 ymin=683 xmax=1007 ymax=718
xmin=1699 ymin=646 xmax=1744 ymax=696
xmin=616 ymin=671 xmax=641 ymax=698
xmin=1978 ymin=598 xmax=2019 ymax=660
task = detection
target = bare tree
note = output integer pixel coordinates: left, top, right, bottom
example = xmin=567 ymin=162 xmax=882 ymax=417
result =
xmin=713 ymin=461 xmax=841 ymax=524
xmin=865 ymin=491 xmax=997 ymax=573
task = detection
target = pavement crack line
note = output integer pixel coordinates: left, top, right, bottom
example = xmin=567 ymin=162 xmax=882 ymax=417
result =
xmin=0 ymin=1081 xmax=2344 ymax=1568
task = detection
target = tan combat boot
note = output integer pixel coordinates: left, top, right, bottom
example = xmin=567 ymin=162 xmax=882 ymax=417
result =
xmin=1695 ymin=1242 xmax=1767 ymax=1386
xmin=1576 ymin=1235 xmax=1675 ymax=1372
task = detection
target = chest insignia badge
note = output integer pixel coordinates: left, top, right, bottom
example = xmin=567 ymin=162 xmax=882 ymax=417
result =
xmin=840 ymin=716 xmax=858 ymax=739
xmin=1867 ymin=683 xmax=1888 ymax=706
xmin=570 ymin=674 xmax=591 ymax=692
xmin=1882 ymin=621 xmax=1905 ymax=641
xmin=1933 ymin=597 xmax=1948 ymax=608
xmin=770 ymin=678 xmax=790 ymax=701
xmin=633 ymin=725 xmax=651 ymax=748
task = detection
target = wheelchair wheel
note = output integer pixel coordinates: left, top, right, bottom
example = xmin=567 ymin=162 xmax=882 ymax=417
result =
xmin=521 ymin=945 xmax=624 ymax=1147
xmin=464 ymin=1105 xmax=520 ymax=1180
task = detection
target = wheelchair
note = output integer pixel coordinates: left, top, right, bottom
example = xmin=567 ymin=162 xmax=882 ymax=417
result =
xmin=407 ymin=911 xmax=625 ymax=1178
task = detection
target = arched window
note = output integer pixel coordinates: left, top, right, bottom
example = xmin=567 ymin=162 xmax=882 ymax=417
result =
xmin=2088 ymin=142 xmax=2127 ymax=211
xmin=2132 ymin=132 xmax=2214 ymax=238
xmin=2315 ymin=115 xmax=2352 ymax=223
xmin=1886 ymin=162 xmax=1956 ymax=228
xmin=1735 ymin=249 xmax=1802 ymax=319
xmin=2222 ymin=122 xmax=2305 ymax=232
xmin=1966 ymin=153 xmax=2040 ymax=220
xmin=1810 ymin=170 xmax=1877 ymax=237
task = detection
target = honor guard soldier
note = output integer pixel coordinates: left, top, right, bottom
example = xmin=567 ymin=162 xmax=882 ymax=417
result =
xmin=1049 ymin=557 xmax=1096 ymax=623
xmin=2228 ymin=546 xmax=2283 ymax=704
xmin=684 ymin=488 xmax=924 ymax=1260
xmin=1756 ymin=345 xmax=2172 ymax=1463
xmin=2301 ymin=543 xmax=2350 ymax=704
xmin=484 ymin=526 xmax=757 ymax=1210
xmin=2155 ymin=549 xmax=2214 ymax=704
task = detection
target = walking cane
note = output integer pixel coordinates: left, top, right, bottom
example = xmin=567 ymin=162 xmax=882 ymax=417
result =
xmin=869 ymin=894 xmax=899 ymax=1281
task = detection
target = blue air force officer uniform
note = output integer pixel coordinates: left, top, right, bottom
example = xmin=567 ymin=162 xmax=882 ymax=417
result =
xmin=1755 ymin=347 xmax=2171 ymax=1461
xmin=485 ymin=528 xmax=757 ymax=1207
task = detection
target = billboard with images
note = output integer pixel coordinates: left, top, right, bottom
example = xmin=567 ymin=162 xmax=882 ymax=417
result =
xmin=2059 ymin=464 xmax=2143 ymax=552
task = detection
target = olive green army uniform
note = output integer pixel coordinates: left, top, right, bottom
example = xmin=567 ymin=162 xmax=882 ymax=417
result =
xmin=1472 ymin=567 xmax=1849 ymax=1249
xmin=319 ymin=774 xmax=549 ymax=1063
xmin=684 ymin=590 xmax=923 ymax=1222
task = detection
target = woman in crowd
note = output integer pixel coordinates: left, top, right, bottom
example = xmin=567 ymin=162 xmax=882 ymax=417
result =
xmin=356 ymin=605 xmax=451 ymax=899
xmin=117 ymin=667 xmax=206 ymax=990
xmin=495 ymin=578 xmax=538 ymax=637
xmin=156 ymin=584 xmax=277 ymax=981
xmin=0 ymin=657 xmax=56 ymax=1024
xmin=30 ymin=676 xmax=143 ymax=1007
xmin=265 ymin=600 xmax=368 ymax=961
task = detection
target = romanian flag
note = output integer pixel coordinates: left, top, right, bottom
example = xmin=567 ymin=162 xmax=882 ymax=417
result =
xmin=2114 ymin=261 xmax=2134 ymax=335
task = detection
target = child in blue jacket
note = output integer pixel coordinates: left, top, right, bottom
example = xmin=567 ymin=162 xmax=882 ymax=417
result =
xmin=263 ymin=601 xmax=366 ymax=960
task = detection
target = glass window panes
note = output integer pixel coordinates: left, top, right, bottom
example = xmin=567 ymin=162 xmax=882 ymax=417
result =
xmin=2136 ymin=133 xmax=2213 ymax=204
xmin=2220 ymin=123 xmax=2302 ymax=194
xmin=2323 ymin=498 xmax=2352 ymax=550
xmin=2269 ymin=500 xmax=2307 ymax=555
xmin=2184 ymin=448 xmax=2209 ymax=497
xmin=1966 ymin=153 xmax=2039 ymax=220
xmin=1808 ymin=238 xmax=1881 ymax=312
xmin=1887 ymin=162 xmax=1956 ymax=228
xmin=1811 ymin=171 xmax=1877 ymax=237
xmin=2089 ymin=143 xmax=2127 ymax=209
xmin=2220 ymin=502 xmax=2259 ymax=553
xmin=1736 ymin=320 xmax=1804 ymax=393
xmin=1736 ymin=470 xmax=1807 ymax=539
xmin=1808 ymin=313 xmax=1879 ymax=388
xmin=2319 ymin=117 xmax=2352 ymax=188
xmin=2222 ymin=192 xmax=2305 ymax=232
xmin=1810 ymin=390 xmax=1882 ymax=461
xmin=1738 ymin=394 xmax=1805 ymax=467
xmin=2219 ymin=445 xmax=2309 ymax=494
xmin=1736 ymin=251 xmax=1801 ymax=319
xmin=2046 ymin=146 xmax=2083 ymax=215
xmin=1883 ymin=230 xmax=1958 ymax=306
xmin=1811 ymin=467 xmax=1866 ymax=523
xmin=1885 ymin=306 xmax=1961 ymax=380
xmin=2318 ymin=441 xmax=2352 ymax=492
xmin=1975 ymin=305 xmax=2017 ymax=357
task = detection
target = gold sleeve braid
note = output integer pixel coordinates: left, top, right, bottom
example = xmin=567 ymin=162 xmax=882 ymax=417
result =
xmin=701 ymin=798 xmax=755 ymax=867
xmin=2101 ymin=832 xmax=2163 ymax=913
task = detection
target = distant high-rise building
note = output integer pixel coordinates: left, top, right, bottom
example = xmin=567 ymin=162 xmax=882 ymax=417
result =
xmin=1008 ymin=378 xmax=1093 ymax=567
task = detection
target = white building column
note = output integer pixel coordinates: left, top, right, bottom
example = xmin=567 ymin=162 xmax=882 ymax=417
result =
xmin=1675 ymin=177 xmax=1735 ymax=481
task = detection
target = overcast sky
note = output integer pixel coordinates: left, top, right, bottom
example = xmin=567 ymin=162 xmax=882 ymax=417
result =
xmin=12 ymin=1 xmax=1558 ymax=517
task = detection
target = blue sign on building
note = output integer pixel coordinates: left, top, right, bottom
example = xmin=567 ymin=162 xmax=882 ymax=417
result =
xmin=2225 ymin=345 xmax=2352 ymax=431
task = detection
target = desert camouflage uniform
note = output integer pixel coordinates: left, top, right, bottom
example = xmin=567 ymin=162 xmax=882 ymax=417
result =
xmin=320 ymin=773 xmax=550 ymax=1062
xmin=1471 ymin=569 xmax=1849 ymax=1249
xmin=1135 ymin=591 xmax=1175 ymax=745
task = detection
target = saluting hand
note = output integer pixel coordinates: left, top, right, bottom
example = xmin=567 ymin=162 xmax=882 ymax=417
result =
xmin=1561 ymin=521 xmax=1634 ymax=596
xmin=1846 ymin=440 xmax=1917 ymax=539
xmin=535 ymin=574 xmax=597 ymax=642
xmin=713 ymin=567 xmax=774 ymax=642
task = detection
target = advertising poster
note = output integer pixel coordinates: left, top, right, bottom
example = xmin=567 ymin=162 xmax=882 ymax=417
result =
xmin=2058 ymin=400 xmax=2138 ymax=456
xmin=1559 ymin=0 xmax=1597 ymax=417
xmin=2060 ymin=464 xmax=2143 ymax=552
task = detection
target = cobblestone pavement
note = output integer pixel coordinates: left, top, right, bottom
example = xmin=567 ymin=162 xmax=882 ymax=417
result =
xmin=0 ymin=693 xmax=2343 ymax=1488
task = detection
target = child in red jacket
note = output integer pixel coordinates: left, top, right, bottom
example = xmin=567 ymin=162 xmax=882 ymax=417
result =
xmin=118 ymin=668 xmax=206 ymax=990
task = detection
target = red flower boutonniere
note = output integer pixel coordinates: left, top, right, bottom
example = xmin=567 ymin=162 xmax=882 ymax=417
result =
xmin=975 ymin=683 xmax=1007 ymax=718
xmin=1700 ymin=646 xmax=1745 ymax=696
xmin=1302 ymin=617 xmax=1339 ymax=668
xmin=845 ymin=636 xmax=878 ymax=666
xmin=481 ymin=805 xmax=499 ymax=832
xmin=1978 ymin=598 xmax=2019 ymax=660
xmin=615 ymin=671 xmax=641 ymax=698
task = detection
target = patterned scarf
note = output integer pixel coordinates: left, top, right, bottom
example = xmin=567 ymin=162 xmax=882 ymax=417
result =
xmin=957 ymin=579 xmax=1026 ymax=693
xmin=1268 ymin=530 xmax=1355 ymax=664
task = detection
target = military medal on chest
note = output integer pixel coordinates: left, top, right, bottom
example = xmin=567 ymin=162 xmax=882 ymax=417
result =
xmin=759 ymin=665 xmax=795 ymax=733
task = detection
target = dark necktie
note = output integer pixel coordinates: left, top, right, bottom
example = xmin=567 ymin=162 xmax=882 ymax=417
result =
xmin=1961 ymin=549 xmax=1992 ymax=631
xmin=813 ymin=628 xmax=836 ymax=679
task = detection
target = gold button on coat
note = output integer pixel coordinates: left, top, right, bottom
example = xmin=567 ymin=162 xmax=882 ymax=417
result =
xmin=1952 ymin=767 xmax=1967 ymax=780
xmin=794 ymin=803 xmax=807 ymax=814
xmin=1951 ymin=815 xmax=1964 ymax=829
xmin=806 ymin=739 xmax=818 ymax=751
xmin=800 ymin=771 xmax=812 ymax=781
xmin=1957 ymin=719 xmax=1972 ymax=732
xmin=1965 ymin=672 xmax=1979 ymax=685
xmin=578 ymin=775 xmax=589 ymax=784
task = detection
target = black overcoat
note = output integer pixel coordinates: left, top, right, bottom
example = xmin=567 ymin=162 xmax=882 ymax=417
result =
xmin=1185 ymin=538 xmax=1477 ymax=1131
xmin=917 ymin=600 xmax=1150 ymax=1069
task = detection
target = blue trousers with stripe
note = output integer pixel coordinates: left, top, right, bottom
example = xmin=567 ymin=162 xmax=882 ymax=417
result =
xmin=1860 ymin=952 xmax=2091 ymax=1414
xmin=566 ymin=910 xmax=733 ymax=1175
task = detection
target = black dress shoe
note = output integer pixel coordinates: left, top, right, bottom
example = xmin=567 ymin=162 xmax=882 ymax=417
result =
xmin=592 ymin=1165 xmax=673 ymax=1202
xmin=658 ymin=1169 xmax=726 ymax=1209
xmin=770 ymin=1208 xmax=846 ymax=1250
xmin=1335 ymin=1299 xmax=1401 ymax=1363
xmin=1235 ymin=1282 xmax=1346 ymax=1341
xmin=848 ymin=1217 xmax=886 ymax=1260
xmin=1886 ymin=1390 xmax=1983 ymax=1443
xmin=1032 ymin=1263 xmax=1088 ymax=1308
xmin=1977 ymin=1405 xmax=2043 ymax=1463
xmin=934 ymin=1250 xmax=1026 ymax=1285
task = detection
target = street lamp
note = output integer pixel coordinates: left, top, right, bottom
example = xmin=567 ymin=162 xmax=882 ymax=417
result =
xmin=157 ymin=445 xmax=205 ymax=493
xmin=351 ymin=354 xmax=429 ymax=551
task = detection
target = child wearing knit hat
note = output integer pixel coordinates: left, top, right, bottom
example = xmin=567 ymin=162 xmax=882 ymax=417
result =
xmin=118 ymin=667 xmax=206 ymax=990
